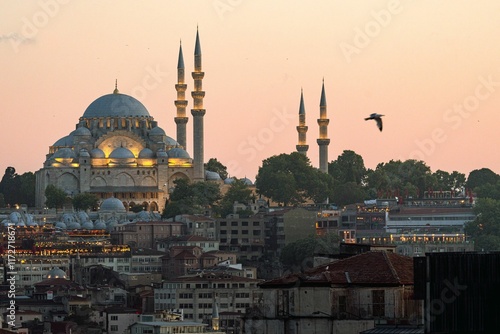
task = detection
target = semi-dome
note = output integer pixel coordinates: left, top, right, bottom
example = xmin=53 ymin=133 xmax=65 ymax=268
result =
xmin=165 ymin=136 xmax=179 ymax=147
xmin=205 ymin=170 xmax=221 ymax=181
xmin=109 ymin=147 xmax=135 ymax=159
xmin=149 ymin=126 xmax=166 ymax=136
xmin=53 ymin=134 xmax=74 ymax=147
xmin=138 ymin=148 xmax=155 ymax=159
xmin=82 ymin=93 xmax=150 ymax=118
xmin=52 ymin=148 xmax=76 ymax=160
xmin=46 ymin=267 xmax=67 ymax=279
xmin=100 ymin=197 xmax=126 ymax=212
xmin=167 ymin=147 xmax=191 ymax=159
xmin=74 ymin=126 xmax=91 ymax=136
xmin=90 ymin=148 xmax=106 ymax=158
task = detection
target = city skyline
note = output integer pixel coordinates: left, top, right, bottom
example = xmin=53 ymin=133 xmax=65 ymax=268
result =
xmin=2 ymin=1 xmax=500 ymax=181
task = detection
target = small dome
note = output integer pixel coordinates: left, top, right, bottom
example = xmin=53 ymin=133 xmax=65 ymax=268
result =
xmin=156 ymin=149 xmax=168 ymax=158
xmin=109 ymin=147 xmax=135 ymax=159
xmin=94 ymin=220 xmax=107 ymax=230
xmin=79 ymin=149 xmax=90 ymax=158
xmin=106 ymin=220 xmax=118 ymax=232
xmin=46 ymin=267 xmax=67 ymax=279
xmin=149 ymin=126 xmax=166 ymax=136
xmin=55 ymin=222 xmax=67 ymax=229
xmin=241 ymin=177 xmax=253 ymax=186
xmin=74 ymin=127 xmax=91 ymax=136
xmin=52 ymin=148 xmax=76 ymax=160
xmin=90 ymin=148 xmax=106 ymax=158
xmin=78 ymin=211 xmax=90 ymax=222
xmin=62 ymin=213 xmax=76 ymax=224
xmin=224 ymin=177 xmax=236 ymax=184
xmin=81 ymin=221 xmax=94 ymax=229
xmin=68 ymin=222 xmax=81 ymax=229
xmin=100 ymin=197 xmax=126 ymax=212
xmin=82 ymin=93 xmax=150 ymax=118
xmin=167 ymin=147 xmax=191 ymax=159
xmin=9 ymin=212 xmax=21 ymax=224
xmin=138 ymin=148 xmax=155 ymax=159
xmin=205 ymin=170 xmax=221 ymax=181
xmin=136 ymin=210 xmax=150 ymax=220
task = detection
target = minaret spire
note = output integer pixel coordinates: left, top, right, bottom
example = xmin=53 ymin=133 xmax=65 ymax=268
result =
xmin=175 ymin=41 xmax=188 ymax=149
xmin=296 ymin=88 xmax=309 ymax=156
xmin=191 ymin=28 xmax=206 ymax=181
xmin=317 ymin=79 xmax=330 ymax=173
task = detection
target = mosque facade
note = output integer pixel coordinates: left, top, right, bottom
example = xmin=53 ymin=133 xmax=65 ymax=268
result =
xmin=35 ymin=30 xmax=208 ymax=213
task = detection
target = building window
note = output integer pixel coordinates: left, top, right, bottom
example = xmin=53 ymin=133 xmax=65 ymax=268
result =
xmin=372 ymin=290 xmax=385 ymax=317
xmin=338 ymin=295 xmax=347 ymax=319
xmin=110 ymin=325 xmax=118 ymax=331
xmin=110 ymin=315 xmax=118 ymax=321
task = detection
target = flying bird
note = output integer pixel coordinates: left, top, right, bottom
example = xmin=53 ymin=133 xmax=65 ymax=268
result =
xmin=365 ymin=113 xmax=384 ymax=131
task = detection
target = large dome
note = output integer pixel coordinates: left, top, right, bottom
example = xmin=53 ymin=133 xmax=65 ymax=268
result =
xmin=82 ymin=93 xmax=150 ymax=118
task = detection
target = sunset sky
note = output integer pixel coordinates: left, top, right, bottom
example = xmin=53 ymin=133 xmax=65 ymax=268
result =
xmin=1 ymin=0 xmax=499 ymax=181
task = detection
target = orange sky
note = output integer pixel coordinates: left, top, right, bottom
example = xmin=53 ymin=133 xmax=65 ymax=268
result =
xmin=1 ymin=0 xmax=499 ymax=181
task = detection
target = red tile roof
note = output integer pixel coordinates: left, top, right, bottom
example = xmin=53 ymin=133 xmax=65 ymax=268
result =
xmin=260 ymin=251 xmax=414 ymax=288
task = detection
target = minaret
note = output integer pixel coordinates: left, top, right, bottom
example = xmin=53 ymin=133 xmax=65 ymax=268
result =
xmin=317 ymin=79 xmax=330 ymax=173
xmin=296 ymin=89 xmax=309 ymax=156
xmin=174 ymin=41 xmax=188 ymax=149
xmin=191 ymin=28 xmax=206 ymax=181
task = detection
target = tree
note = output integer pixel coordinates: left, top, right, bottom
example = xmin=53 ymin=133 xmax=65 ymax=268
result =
xmin=475 ymin=181 xmax=500 ymax=200
xmin=162 ymin=178 xmax=221 ymax=218
xmin=205 ymin=158 xmax=228 ymax=180
xmin=433 ymin=170 xmax=466 ymax=193
xmin=280 ymin=233 xmax=340 ymax=272
xmin=218 ymin=179 xmax=253 ymax=218
xmin=331 ymin=181 xmax=366 ymax=206
xmin=466 ymin=168 xmax=499 ymax=190
xmin=0 ymin=193 xmax=5 ymax=208
xmin=72 ymin=193 xmax=99 ymax=211
xmin=44 ymin=184 xmax=67 ymax=210
xmin=256 ymin=152 xmax=331 ymax=206
xmin=328 ymin=150 xmax=366 ymax=185
xmin=465 ymin=198 xmax=500 ymax=251
xmin=365 ymin=159 xmax=436 ymax=198
xmin=17 ymin=172 xmax=36 ymax=207
xmin=0 ymin=167 xmax=19 ymax=206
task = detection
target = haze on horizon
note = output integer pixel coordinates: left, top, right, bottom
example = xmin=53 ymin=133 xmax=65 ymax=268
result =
xmin=1 ymin=0 xmax=499 ymax=181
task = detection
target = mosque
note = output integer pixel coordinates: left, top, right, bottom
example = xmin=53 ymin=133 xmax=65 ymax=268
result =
xmin=34 ymin=28 xmax=332 ymax=215
xmin=35 ymin=30 xmax=209 ymax=213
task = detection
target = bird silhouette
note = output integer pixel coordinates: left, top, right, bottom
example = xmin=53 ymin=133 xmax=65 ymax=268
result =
xmin=365 ymin=113 xmax=384 ymax=131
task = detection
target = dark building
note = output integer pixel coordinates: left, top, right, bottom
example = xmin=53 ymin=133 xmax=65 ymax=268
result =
xmin=414 ymin=252 xmax=500 ymax=333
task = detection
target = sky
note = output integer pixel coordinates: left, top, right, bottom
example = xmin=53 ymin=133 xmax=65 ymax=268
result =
xmin=1 ymin=0 xmax=500 ymax=181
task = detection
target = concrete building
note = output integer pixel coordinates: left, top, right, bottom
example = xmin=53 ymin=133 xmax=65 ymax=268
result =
xmin=154 ymin=272 xmax=263 ymax=325
xmin=110 ymin=221 xmax=184 ymax=248
xmin=243 ymin=251 xmax=423 ymax=334
xmin=216 ymin=214 xmax=266 ymax=261
xmin=103 ymin=307 xmax=140 ymax=334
